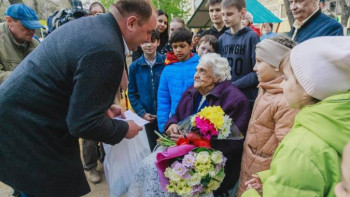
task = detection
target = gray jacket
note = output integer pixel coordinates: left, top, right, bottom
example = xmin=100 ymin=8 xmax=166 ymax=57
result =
xmin=0 ymin=22 xmax=39 ymax=84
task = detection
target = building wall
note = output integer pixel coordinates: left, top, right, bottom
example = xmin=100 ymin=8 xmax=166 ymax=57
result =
xmin=258 ymin=0 xmax=291 ymax=33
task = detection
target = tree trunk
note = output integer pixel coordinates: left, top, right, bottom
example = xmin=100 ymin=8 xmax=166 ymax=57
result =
xmin=33 ymin=0 xmax=39 ymax=15
xmin=8 ymin=0 xmax=23 ymax=4
xmin=339 ymin=0 xmax=350 ymax=27
xmin=283 ymin=0 xmax=294 ymax=28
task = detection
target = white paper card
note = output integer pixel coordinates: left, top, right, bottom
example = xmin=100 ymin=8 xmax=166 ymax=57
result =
xmin=113 ymin=110 xmax=149 ymax=127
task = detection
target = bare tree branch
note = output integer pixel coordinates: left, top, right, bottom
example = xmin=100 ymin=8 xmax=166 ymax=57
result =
xmin=33 ymin=0 xmax=39 ymax=15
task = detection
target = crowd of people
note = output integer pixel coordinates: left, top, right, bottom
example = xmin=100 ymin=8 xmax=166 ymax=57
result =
xmin=0 ymin=0 xmax=349 ymax=197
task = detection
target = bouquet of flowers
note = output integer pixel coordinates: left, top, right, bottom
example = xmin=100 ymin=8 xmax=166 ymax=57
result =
xmin=155 ymin=145 xmax=226 ymax=196
xmin=177 ymin=106 xmax=244 ymax=144
xmin=155 ymin=106 xmax=242 ymax=196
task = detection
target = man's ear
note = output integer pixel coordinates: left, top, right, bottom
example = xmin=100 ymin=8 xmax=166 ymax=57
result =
xmin=126 ymin=16 xmax=138 ymax=32
xmin=5 ymin=16 xmax=13 ymax=25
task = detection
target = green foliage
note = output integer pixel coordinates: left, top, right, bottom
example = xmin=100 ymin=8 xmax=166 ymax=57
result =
xmin=100 ymin=0 xmax=115 ymax=11
xmin=99 ymin=0 xmax=191 ymax=21
xmin=152 ymin=0 xmax=190 ymax=21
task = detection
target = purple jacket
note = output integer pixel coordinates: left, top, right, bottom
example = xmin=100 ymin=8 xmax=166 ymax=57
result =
xmin=165 ymin=81 xmax=250 ymax=195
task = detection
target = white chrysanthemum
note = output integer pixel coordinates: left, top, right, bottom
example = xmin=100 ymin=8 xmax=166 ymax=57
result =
xmin=211 ymin=151 xmax=223 ymax=164
xmin=169 ymin=169 xmax=181 ymax=181
xmin=196 ymin=151 xmax=210 ymax=163
xmin=218 ymin=115 xmax=232 ymax=139
xmin=209 ymin=170 xmax=219 ymax=177
xmin=187 ymin=173 xmax=201 ymax=186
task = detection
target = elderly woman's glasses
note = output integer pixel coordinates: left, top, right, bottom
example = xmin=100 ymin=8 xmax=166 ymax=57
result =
xmin=196 ymin=68 xmax=208 ymax=75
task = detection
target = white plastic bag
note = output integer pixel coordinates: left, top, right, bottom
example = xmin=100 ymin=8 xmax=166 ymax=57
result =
xmin=103 ymin=127 xmax=151 ymax=197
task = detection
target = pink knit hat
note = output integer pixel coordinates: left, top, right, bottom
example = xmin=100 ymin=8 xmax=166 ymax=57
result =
xmin=290 ymin=36 xmax=350 ymax=100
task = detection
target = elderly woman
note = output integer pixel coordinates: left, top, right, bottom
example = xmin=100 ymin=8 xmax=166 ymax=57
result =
xmin=127 ymin=53 xmax=250 ymax=197
xmin=166 ymin=53 xmax=250 ymax=196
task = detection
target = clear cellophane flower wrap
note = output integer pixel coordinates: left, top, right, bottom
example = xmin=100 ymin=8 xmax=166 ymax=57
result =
xmin=178 ymin=106 xmax=244 ymax=141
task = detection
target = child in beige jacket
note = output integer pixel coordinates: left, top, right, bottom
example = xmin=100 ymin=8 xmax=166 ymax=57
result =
xmin=237 ymin=37 xmax=298 ymax=196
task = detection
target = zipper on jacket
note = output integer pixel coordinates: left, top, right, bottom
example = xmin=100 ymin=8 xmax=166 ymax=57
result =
xmin=150 ymin=67 xmax=157 ymax=114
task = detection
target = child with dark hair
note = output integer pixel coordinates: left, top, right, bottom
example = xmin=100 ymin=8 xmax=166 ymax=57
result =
xmin=157 ymin=28 xmax=200 ymax=132
xmin=197 ymin=34 xmax=218 ymax=56
xmin=128 ymin=30 xmax=165 ymax=151
xmin=132 ymin=10 xmax=169 ymax=60
xmin=160 ymin=18 xmax=186 ymax=54
xmin=201 ymin=0 xmax=229 ymax=39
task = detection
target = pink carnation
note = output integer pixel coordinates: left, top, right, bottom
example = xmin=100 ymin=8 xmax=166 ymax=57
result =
xmin=195 ymin=116 xmax=219 ymax=139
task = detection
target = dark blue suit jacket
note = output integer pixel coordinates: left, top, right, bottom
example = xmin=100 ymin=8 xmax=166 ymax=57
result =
xmin=288 ymin=9 xmax=343 ymax=43
xmin=0 ymin=13 xmax=128 ymax=196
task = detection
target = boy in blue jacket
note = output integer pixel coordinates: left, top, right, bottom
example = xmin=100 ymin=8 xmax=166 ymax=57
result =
xmin=128 ymin=30 xmax=166 ymax=151
xmin=218 ymin=0 xmax=259 ymax=108
xmin=157 ymin=28 xmax=200 ymax=133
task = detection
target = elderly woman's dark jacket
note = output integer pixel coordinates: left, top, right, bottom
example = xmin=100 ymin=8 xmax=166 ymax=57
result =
xmin=165 ymin=80 xmax=250 ymax=195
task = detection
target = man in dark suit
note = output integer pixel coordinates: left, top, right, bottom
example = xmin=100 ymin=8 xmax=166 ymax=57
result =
xmin=0 ymin=0 xmax=157 ymax=196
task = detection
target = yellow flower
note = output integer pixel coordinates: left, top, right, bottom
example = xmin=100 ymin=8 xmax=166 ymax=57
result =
xmin=164 ymin=167 xmax=172 ymax=178
xmin=208 ymin=180 xmax=221 ymax=190
xmin=167 ymin=185 xmax=175 ymax=192
xmin=195 ymin=106 xmax=225 ymax=129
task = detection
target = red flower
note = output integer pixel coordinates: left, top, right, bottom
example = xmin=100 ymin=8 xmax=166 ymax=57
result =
xmin=176 ymin=137 xmax=190 ymax=146
xmin=193 ymin=138 xmax=211 ymax=148
xmin=186 ymin=132 xmax=201 ymax=142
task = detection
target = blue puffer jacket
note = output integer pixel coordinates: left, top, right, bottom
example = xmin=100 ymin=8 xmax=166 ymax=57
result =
xmin=128 ymin=53 xmax=166 ymax=117
xmin=157 ymin=54 xmax=200 ymax=132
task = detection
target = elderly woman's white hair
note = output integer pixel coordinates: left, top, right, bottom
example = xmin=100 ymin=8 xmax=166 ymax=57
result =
xmin=199 ymin=53 xmax=231 ymax=82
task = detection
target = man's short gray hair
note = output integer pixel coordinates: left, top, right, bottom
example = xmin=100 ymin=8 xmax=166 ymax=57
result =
xmin=199 ymin=53 xmax=231 ymax=82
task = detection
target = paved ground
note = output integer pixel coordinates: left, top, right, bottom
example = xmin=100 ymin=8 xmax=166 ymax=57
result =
xmin=0 ymin=147 xmax=110 ymax=197
xmin=0 ymin=166 xmax=110 ymax=197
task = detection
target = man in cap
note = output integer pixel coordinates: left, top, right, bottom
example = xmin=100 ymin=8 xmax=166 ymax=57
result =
xmin=0 ymin=3 xmax=44 ymax=84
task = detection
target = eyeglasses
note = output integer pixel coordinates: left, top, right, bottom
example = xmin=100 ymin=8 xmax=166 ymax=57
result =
xmin=195 ymin=68 xmax=208 ymax=75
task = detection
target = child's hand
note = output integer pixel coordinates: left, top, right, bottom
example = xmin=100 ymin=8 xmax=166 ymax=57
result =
xmin=142 ymin=113 xmax=156 ymax=122
xmin=245 ymin=174 xmax=262 ymax=193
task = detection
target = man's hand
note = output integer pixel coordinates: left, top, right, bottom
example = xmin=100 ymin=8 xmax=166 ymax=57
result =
xmin=124 ymin=120 xmax=142 ymax=139
xmin=142 ymin=113 xmax=156 ymax=123
xmin=165 ymin=124 xmax=184 ymax=141
xmin=245 ymin=174 xmax=262 ymax=193
xmin=106 ymin=104 xmax=125 ymax=119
